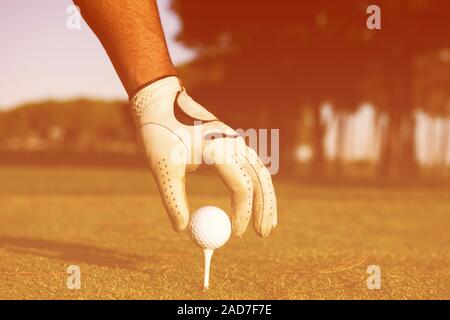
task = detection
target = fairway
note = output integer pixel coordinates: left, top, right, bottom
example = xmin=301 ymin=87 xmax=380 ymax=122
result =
xmin=0 ymin=166 xmax=449 ymax=299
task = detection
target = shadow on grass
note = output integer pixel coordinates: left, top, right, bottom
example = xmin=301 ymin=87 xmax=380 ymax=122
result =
xmin=0 ymin=236 xmax=156 ymax=271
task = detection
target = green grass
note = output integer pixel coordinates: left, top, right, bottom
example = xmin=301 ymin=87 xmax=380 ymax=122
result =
xmin=0 ymin=166 xmax=449 ymax=299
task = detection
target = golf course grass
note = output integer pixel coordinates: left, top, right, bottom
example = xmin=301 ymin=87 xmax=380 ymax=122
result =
xmin=0 ymin=166 xmax=449 ymax=299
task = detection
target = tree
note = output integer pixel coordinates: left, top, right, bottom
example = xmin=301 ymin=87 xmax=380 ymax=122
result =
xmin=362 ymin=1 xmax=450 ymax=176
xmin=174 ymin=0 xmax=367 ymax=172
xmin=173 ymin=0 xmax=450 ymax=177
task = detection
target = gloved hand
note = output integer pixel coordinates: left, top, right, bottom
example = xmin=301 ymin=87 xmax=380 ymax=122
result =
xmin=131 ymin=76 xmax=277 ymax=237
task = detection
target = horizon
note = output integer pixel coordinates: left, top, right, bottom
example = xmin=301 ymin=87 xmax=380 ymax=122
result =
xmin=2 ymin=99 xmax=448 ymax=165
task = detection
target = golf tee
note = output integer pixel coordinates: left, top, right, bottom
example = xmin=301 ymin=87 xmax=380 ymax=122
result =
xmin=203 ymin=249 xmax=214 ymax=289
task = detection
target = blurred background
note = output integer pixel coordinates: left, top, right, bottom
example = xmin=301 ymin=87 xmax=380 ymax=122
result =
xmin=0 ymin=0 xmax=449 ymax=181
xmin=1 ymin=0 xmax=450 ymax=300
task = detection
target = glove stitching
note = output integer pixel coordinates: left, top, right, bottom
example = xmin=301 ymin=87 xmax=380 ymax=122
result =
xmin=241 ymin=153 xmax=269 ymax=235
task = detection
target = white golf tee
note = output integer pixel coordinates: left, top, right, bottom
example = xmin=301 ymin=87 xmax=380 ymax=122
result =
xmin=203 ymin=249 xmax=214 ymax=289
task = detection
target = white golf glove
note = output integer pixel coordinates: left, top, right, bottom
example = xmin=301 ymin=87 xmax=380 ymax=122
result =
xmin=131 ymin=76 xmax=277 ymax=237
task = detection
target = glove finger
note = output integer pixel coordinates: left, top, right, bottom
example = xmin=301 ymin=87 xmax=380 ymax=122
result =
xmin=240 ymin=146 xmax=277 ymax=237
xmin=139 ymin=123 xmax=190 ymax=233
xmin=152 ymin=157 xmax=190 ymax=232
xmin=203 ymin=139 xmax=253 ymax=237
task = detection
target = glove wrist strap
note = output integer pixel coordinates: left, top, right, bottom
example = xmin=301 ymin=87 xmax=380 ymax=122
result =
xmin=131 ymin=75 xmax=182 ymax=116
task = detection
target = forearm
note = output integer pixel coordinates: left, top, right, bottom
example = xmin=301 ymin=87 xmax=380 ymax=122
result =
xmin=74 ymin=0 xmax=177 ymax=98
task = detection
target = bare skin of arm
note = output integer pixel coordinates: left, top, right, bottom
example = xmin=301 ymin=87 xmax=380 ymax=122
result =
xmin=74 ymin=0 xmax=177 ymax=98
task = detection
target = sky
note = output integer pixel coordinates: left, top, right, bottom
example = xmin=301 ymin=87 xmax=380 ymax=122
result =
xmin=0 ymin=0 xmax=195 ymax=109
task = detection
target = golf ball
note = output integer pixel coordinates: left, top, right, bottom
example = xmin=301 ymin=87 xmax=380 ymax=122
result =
xmin=189 ymin=206 xmax=231 ymax=250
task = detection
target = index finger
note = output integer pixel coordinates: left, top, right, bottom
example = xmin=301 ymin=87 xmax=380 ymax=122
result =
xmin=203 ymin=138 xmax=254 ymax=237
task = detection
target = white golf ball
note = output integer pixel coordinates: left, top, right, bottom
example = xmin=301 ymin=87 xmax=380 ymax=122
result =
xmin=189 ymin=206 xmax=231 ymax=250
